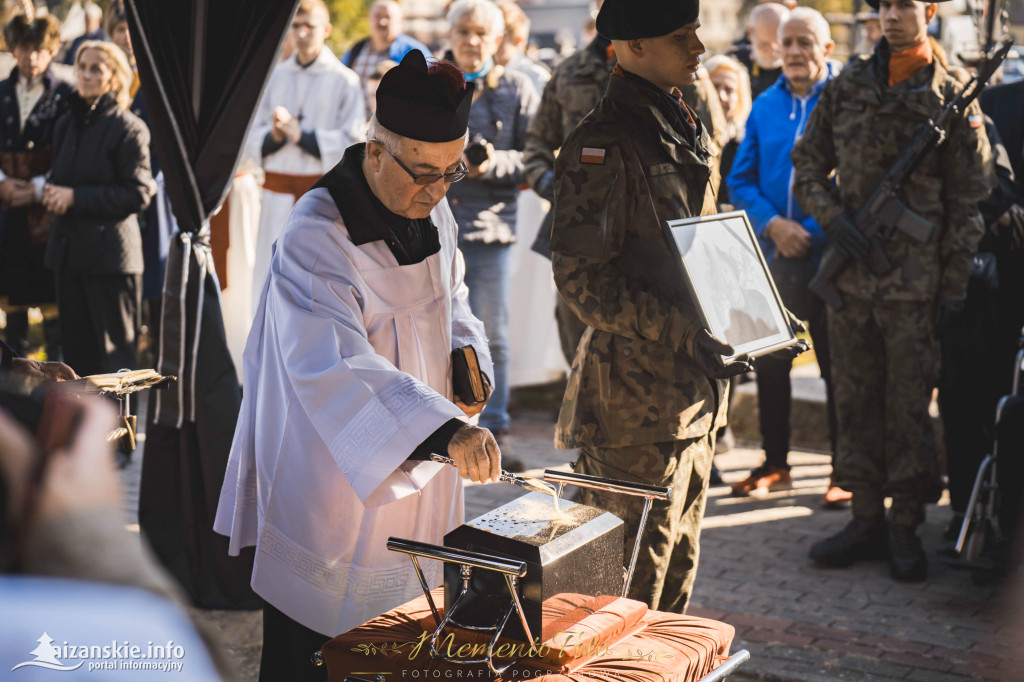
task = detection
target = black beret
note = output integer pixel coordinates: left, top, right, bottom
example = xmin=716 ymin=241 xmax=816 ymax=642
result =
xmin=375 ymin=51 xmax=475 ymax=143
xmin=596 ymin=0 xmax=700 ymax=40
xmin=864 ymin=0 xmax=953 ymax=9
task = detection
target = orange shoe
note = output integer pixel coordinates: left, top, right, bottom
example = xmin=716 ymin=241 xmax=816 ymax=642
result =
xmin=822 ymin=478 xmax=853 ymax=509
xmin=730 ymin=465 xmax=793 ymax=497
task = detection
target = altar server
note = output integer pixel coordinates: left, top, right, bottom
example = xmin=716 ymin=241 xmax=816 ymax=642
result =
xmin=245 ymin=0 xmax=366 ymax=313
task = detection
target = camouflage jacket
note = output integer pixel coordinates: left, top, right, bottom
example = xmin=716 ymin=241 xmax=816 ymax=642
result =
xmin=524 ymin=40 xmax=726 ymax=201
xmin=523 ymin=38 xmax=613 ymax=199
xmin=550 ymin=70 xmax=728 ymax=449
xmin=791 ymin=49 xmax=993 ymax=302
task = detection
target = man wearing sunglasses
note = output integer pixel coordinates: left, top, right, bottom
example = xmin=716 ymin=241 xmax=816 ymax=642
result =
xmin=216 ymin=51 xmax=501 ymax=681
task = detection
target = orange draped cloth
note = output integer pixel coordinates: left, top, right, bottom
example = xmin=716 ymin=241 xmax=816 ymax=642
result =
xmin=321 ymin=589 xmax=735 ymax=682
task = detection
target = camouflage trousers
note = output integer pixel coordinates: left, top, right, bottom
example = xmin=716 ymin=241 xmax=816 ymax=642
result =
xmin=575 ymin=433 xmax=713 ymax=613
xmin=828 ymin=298 xmax=941 ymax=527
xmin=555 ymin=294 xmax=588 ymax=366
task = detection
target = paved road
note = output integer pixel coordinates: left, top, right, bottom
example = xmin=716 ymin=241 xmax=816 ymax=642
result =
xmin=122 ymin=403 xmax=1018 ymax=681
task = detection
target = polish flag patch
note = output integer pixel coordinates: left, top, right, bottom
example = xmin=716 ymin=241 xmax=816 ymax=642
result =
xmin=968 ymin=114 xmax=983 ymax=128
xmin=580 ymin=147 xmax=606 ymax=164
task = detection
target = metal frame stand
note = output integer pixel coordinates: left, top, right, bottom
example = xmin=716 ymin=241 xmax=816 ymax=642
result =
xmin=542 ymin=470 xmax=672 ymax=596
xmin=386 ymin=538 xmax=535 ymax=675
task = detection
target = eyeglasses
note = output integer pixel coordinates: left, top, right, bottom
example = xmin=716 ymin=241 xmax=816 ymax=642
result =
xmin=373 ymin=140 xmax=468 ymax=185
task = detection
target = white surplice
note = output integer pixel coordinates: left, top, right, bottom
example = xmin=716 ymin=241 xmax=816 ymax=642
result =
xmin=247 ymin=49 xmax=367 ymax=315
xmin=214 ymin=186 xmax=492 ymax=637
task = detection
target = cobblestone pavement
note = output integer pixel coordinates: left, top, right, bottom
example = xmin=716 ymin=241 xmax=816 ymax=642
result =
xmin=123 ymin=398 xmax=1020 ymax=681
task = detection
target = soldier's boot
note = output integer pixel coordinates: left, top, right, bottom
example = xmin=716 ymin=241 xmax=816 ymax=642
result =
xmin=888 ymin=525 xmax=927 ymax=582
xmin=809 ymin=516 xmax=888 ymax=567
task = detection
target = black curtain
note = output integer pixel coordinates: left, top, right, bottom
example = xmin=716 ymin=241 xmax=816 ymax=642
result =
xmin=124 ymin=0 xmax=298 ymax=609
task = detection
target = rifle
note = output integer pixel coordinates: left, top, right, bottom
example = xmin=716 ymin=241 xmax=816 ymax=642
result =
xmin=808 ymin=37 xmax=1014 ymax=310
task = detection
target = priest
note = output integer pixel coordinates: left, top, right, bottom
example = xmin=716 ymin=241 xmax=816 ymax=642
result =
xmin=215 ymin=51 xmax=501 ymax=682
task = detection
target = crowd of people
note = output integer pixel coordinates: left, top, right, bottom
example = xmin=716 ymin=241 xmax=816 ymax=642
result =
xmin=1 ymin=0 xmax=1023 ymax=679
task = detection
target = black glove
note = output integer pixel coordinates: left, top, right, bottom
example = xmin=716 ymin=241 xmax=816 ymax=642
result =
xmin=765 ymin=307 xmax=812 ymax=359
xmin=826 ymin=213 xmax=871 ymax=260
xmin=691 ymin=329 xmax=754 ymax=379
xmin=764 ymin=338 xmax=811 ymax=361
xmin=934 ymin=297 xmax=965 ymax=337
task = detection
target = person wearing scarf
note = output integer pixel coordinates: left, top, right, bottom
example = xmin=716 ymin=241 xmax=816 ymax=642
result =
xmin=792 ymin=0 xmax=993 ymax=582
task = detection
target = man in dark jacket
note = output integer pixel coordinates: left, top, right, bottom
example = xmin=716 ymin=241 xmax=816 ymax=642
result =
xmin=550 ymin=0 xmax=753 ymax=612
xmin=0 ymin=14 xmax=72 ymax=359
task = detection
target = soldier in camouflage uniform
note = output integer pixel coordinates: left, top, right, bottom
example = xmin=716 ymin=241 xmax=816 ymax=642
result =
xmin=525 ymin=32 xmax=726 ymax=366
xmin=791 ymin=0 xmax=992 ymax=582
xmin=550 ymin=0 xmax=753 ymax=612
xmin=524 ymin=34 xmax=614 ymax=364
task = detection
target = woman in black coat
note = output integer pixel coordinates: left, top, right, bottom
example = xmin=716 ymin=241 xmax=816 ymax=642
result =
xmin=42 ymin=41 xmax=155 ymax=377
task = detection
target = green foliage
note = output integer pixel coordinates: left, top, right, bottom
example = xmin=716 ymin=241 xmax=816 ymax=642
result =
xmin=326 ymin=0 xmax=373 ymax=55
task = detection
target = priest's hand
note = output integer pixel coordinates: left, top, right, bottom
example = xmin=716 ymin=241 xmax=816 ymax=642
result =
xmin=447 ymin=423 xmax=501 ymax=484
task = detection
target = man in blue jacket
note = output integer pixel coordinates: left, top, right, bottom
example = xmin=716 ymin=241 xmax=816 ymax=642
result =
xmin=727 ymin=7 xmax=848 ymax=506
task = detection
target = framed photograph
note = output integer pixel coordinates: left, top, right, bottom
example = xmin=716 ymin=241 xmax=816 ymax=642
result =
xmin=664 ymin=210 xmax=799 ymax=362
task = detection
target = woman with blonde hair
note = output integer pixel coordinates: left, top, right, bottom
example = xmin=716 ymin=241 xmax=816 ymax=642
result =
xmin=705 ymin=54 xmax=751 ymax=207
xmin=42 ymin=39 xmax=155 ymax=386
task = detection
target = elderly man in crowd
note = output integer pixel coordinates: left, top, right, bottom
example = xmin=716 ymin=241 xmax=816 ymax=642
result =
xmin=342 ymin=0 xmax=431 ymax=108
xmin=793 ymin=0 xmax=992 ymax=582
xmin=726 ymin=7 xmax=850 ymax=507
xmin=246 ymin=0 xmax=365 ymax=314
xmin=445 ymin=0 xmax=539 ymax=465
xmin=216 ymin=52 xmax=500 ymax=681
xmin=732 ymin=2 xmax=788 ymax=98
